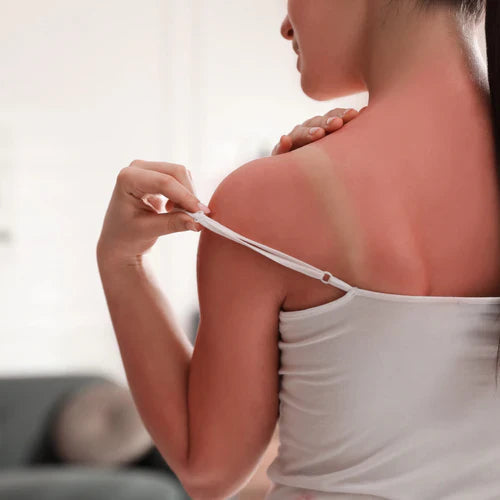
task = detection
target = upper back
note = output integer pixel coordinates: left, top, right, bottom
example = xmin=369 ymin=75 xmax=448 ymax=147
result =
xmin=273 ymin=102 xmax=500 ymax=312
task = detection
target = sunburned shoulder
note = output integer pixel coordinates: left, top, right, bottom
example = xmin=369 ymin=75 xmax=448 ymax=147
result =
xmin=204 ymin=153 xmax=309 ymax=239
xmin=201 ymin=149 xmax=357 ymax=283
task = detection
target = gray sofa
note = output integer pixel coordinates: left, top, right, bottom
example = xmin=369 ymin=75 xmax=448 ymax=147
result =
xmin=0 ymin=374 xmax=191 ymax=500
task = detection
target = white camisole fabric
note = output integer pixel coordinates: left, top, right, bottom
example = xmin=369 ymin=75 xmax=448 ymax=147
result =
xmin=182 ymin=209 xmax=500 ymax=500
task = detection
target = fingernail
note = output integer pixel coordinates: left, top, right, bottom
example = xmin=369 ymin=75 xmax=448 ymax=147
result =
xmin=326 ymin=117 xmax=337 ymax=125
xmin=309 ymin=127 xmax=321 ymax=135
xmin=197 ymin=202 xmax=211 ymax=214
xmin=341 ymin=109 xmax=351 ymax=117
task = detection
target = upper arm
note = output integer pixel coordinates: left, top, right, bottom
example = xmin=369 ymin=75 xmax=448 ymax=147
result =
xmin=184 ymin=159 xmax=288 ymax=499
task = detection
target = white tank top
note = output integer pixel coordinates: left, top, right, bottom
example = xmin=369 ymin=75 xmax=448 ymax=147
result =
xmin=182 ymin=209 xmax=500 ymax=500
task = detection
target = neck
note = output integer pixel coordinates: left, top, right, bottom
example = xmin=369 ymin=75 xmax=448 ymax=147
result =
xmin=363 ymin=4 xmax=489 ymax=111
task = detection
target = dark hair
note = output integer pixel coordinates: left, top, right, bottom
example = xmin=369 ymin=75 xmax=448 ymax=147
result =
xmin=482 ymin=1 xmax=500 ymax=385
xmin=416 ymin=0 xmax=486 ymax=24
xmin=417 ymin=0 xmax=500 ymax=384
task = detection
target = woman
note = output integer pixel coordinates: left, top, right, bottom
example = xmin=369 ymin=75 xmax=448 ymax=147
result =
xmin=97 ymin=0 xmax=500 ymax=498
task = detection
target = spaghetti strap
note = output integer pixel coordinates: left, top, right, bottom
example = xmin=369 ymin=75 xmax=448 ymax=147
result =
xmin=179 ymin=209 xmax=353 ymax=293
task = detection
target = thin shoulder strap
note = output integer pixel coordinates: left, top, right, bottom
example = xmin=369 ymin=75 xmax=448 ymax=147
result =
xmin=179 ymin=209 xmax=353 ymax=293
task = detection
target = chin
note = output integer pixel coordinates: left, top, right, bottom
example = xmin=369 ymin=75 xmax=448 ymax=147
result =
xmin=300 ymin=76 xmax=337 ymax=101
xmin=300 ymin=72 xmax=366 ymax=101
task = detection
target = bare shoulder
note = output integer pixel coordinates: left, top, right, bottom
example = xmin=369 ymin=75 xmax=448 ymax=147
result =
xmin=203 ymin=134 xmax=423 ymax=308
xmin=275 ymin=127 xmax=429 ymax=296
xmin=203 ymin=150 xmax=365 ymax=306
xmin=199 ymin=155 xmax=306 ymax=304
xmin=205 ymin=154 xmax=314 ymax=251
xmin=292 ymin=111 xmax=500 ymax=297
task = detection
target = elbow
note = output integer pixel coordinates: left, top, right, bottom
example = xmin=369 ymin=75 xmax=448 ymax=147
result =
xmin=184 ymin=487 xmax=227 ymax=500
xmin=181 ymin=466 xmax=242 ymax=500
xmin=184 ymin=480 xmax=237 ymax=500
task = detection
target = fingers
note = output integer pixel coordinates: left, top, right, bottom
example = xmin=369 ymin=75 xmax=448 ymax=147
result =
xmin=127 ymin=159 xmax=196 ymax=196
xmin=165 ymin=168 xmax=198 ymax=213
xmin=272 ymin=108 xmax=359 ymax=155
xmin=288 ymin=125 xmax=327 ymax=150
xmin=303 ymin=108 xmax=351 ymax=127
xmin=272 ymin=135 xmax=293 ymax=155
xmin=117 ymin=160 xmax=206 ymax=216
xmin=338 ymin=108 xmax=360 ymax=123
xmin=323 ymin=107 xmax=360 ymax=125
xmin=302 ymin=113 xmax=335 ymax=128
xmin=280 ymin=135 xmax=293 ymax=153
xmin=135 ymin=208 xmax=201 ymax=236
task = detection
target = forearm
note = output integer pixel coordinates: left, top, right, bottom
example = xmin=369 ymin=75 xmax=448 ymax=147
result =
xmin=96 ymin=250 xmax=193 ymax=480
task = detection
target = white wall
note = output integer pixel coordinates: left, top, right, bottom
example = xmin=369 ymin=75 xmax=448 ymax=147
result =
xmin=0 ymin=0 xmax=176 ymax=380
xmin=1 ymin=1 xmax=484 ymax=382
xmin=153 ymin=0 xmax=369 ymax=347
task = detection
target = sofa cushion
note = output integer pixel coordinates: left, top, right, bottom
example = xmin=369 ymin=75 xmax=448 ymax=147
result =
xmin=51 ymin=381 xmax=153 ymax=465
xmin=0 ymin=376 xmax=106 ymax=467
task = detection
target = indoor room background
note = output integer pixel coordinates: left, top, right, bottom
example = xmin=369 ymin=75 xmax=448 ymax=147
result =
xmin=0 ymin=0 xmax=372 ymax=380
xmin=0 ymin=2 xmax=489 ymax=499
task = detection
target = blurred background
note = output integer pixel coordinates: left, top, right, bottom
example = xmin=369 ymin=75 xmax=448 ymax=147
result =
xmin=0 ymin=0 xmax=368 ymax=380
xmin=0 ymin=1 xmax=487 ymax=498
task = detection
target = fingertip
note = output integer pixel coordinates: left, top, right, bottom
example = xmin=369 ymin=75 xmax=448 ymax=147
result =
xmin=197 ymin=204 xmax=211 ymax=215
xmin=344 ymin=108 xmax=359 ymax=120
xmin=326 ymin=117 xmax=341 ymax=128
xmin=282 ymin=138 xmax=293 ymax=151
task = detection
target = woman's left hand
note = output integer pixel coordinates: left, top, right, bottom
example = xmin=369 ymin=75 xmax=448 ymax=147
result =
xmin=96 ymin=159 xmax=210 ymax=265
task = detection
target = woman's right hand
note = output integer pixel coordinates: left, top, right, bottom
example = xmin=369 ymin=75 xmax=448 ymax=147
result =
xmin=271 ymin=106 xmax=367 ymax=155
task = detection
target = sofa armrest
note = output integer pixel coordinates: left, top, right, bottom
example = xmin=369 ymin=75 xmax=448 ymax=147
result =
xmin=0 ymin=467 xmax=190 ymax=500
